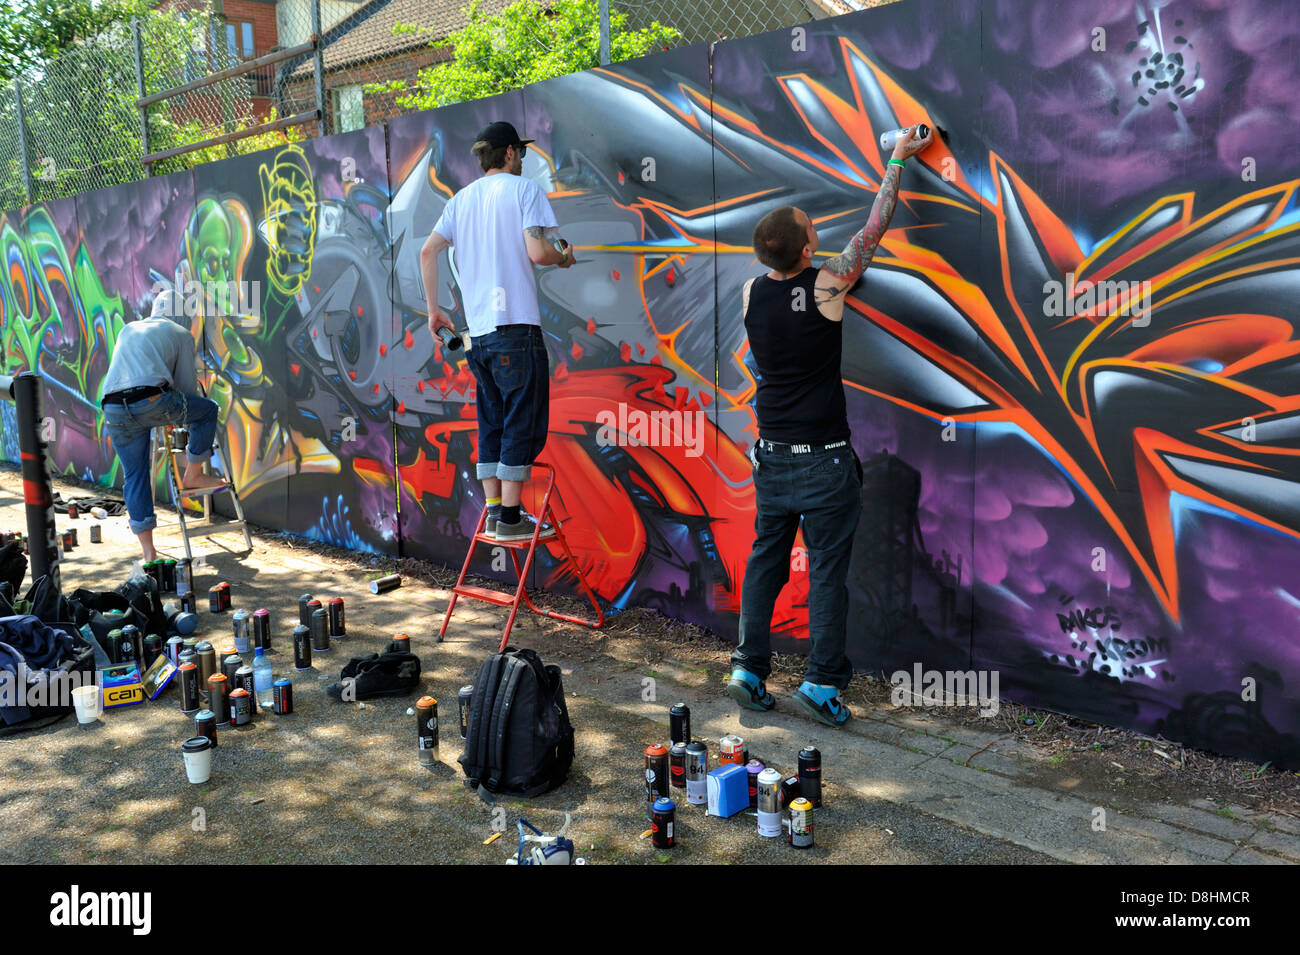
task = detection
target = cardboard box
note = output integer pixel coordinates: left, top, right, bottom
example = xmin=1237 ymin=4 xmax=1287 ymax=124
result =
xmin=100 ymin=663 xmax=143 ymax=708
xmin=707 ymin=763 xmax=748 ymax=818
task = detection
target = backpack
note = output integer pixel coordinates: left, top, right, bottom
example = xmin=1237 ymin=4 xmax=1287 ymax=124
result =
xmin=459 ymin=647 xmax=574 ymax=800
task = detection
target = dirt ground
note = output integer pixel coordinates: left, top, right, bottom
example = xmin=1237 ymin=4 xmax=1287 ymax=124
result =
xmin=0 ymin=467 xmax=1295 ymax=865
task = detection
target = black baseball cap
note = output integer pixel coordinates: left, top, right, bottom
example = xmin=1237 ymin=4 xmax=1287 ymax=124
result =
xmin=475 ymin=121 xmax=533 ymax=150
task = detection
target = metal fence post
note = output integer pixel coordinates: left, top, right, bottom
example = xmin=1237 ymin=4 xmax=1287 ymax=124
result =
xmin=599 ymin=0 xmax=611 ymax=66
xmin=132 ymin=19 xmax=152 ymax=178
xmin=12 ymin=80 xmax=33 ymax=202
xmin=311 ymin=0 xmax=327 ymax=136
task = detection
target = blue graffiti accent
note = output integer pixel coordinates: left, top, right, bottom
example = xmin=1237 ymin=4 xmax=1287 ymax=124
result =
xmin=303 ymin=493 xmax=379 ymax=553
xmin=0 ymin=402 xmax=17 ymax=463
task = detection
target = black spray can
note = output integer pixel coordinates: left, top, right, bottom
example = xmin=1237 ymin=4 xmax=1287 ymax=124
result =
xmin=798 ymin=746 xmax=822 ymax=808
xmin=89 ymin=524 xmax=102 ymax=543
xmin=298 ymin=594 xmax=315 ymax=627
xmin=143 ymin=633 xmax=163 ymax=668
xmin=651 ymin=797 xmax=676 ymax=849
xmin=644 ymin=743 xmax=670 ymax=818
xmin=121 ymin=625 xmax=143 ymax=668
xmin=416 ymin=696 xmax=438 ymax=763
xmin=369 ymin=574 xmax=401 ymax=594
xmin=273 ymin=678 xmax=293 ymax=715
xmin=178 ymin=663 xmax=200 ymax=712
xmin=669 ymin=742 xmax=687 ymax=789
xmin=195 ymin=708 xmax=217 ymax=747
xmin=162 ymin=559 xmax=177 ymax=592
xmin=457 ymin=685 xmax=473 ymax=739
xmin=328 ymin=597 xmax=345 ymax=637
xmin=207 ymin=674 xmax=229 ymax=725
xmin=669 ymin=702 xmax=691 ymax=746
xmin=221 ymin=652 xmax=242 ymax=688
xmin=252 ymin=609 xmax=271 ymax=650
xmin=235 ymin=665 xmax=256 ymax=711
xmin=310 ymin=607 xmax=330 ymax=652
xmin=293 ymin=624 xmax=312 ymax=670
xmin=180 ymin=591 xmax=197 ymax=614
xmin=391 ymin=633 xmax=411 ymax=653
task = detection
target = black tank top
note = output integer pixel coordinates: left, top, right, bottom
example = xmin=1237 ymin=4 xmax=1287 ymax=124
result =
xmin=744 ymin=267 xmax=849 ymax=444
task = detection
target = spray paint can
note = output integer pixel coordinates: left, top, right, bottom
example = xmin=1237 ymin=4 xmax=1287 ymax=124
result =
xmin=416 ymin=696 xmax=438 ymax=763
xmin=310 ymin=607 xmax=330 ymax=652
xmin=195 ymin=708 xmax=217 ymax=747
xmin=369 ymin=574 xmax=401 ymax=594
xmin=196 ymin=641 xmax=216 ymax=705
xmin=651 ymin=797 xmax=676 ymax=849
xmin=788 ymin=797 xmax=814 ymax=848
xmin=162 ymin=559 xmax=177 ymax=592
xmin=669 ymin=702 xmax=690 ymax=746
xmin=180 ymin=591 xmax=197 ymax=614
xmin=644 ymin=743 xmax=670 ymax=817
xmin=273 ymin=678 xmax=293 ymax=715
xmin=252 ymin=608 xmax=271 ymax=651
xmin=304 ymin=598 xmax=322 ymax=628
xmin=684 ymin=741 xmax=708 ymax=806
xmin=669 ymin=742 xmax=687 ymax=788
xmin=68 ymin=502 xmax=78 ymax=519
xmin=178 ymin=663 xmax=200 ymax=712
xmin=457 ymin=685 xmax=473 ymax=739
xmin=90 ymin=506 xmax=107 ymax=520
xmin=298 ymin=594 xmax=315 ymax=626
xmin=207 ymin=673 xmax=230 ymax=725
xmin=121 ymin=625 xmax=143 ymax=668
xmin=143 ymin=633 xmax=163 ymax=668
xmin=232 ymin=609 xmax=252 ymax=653
xmin=165 ymin=635 xmax=184 ymax=666
xmin=878 ymin=122 xmax=931 ymax=151
xmin=235 ymin=664 xmax=256 ymax=709
xmin=781 ymin=775 xmax=801 ymax=809
xmin=798 ymin=746 xmax=822 ymax=808
xmin=293 ymin=624 xmax=313 ymax=669
xmin=221 ymin=651 xmax=242 ymax=688
xmin=67 ymin=527 xmax=78 ymax=547
xmin=719 ymin=734 xmax=747 ymax=767
xmin=391 ymin=633 xmax=411 ymax=653
xmin=746 ymin=758 xmax=765 ymax=809
xmin=176 ymin=558 xmax=192 ymax=596
xmin=757 ymin=768 xmax=783 ymax=837
xmin=208 ymin=586 xmax=223 ymax=613
xmin=89 ymin=525 xmax=101 ymax=543
xmin=328 ymin=597 xmax=345 ymax=637
xmin=108 ymin=629 xmax=127 ymax=664
xmin=218 ymin=582 xmax=231 ymax=611
xmin=229 ymin=687 xmax=252 ymax=727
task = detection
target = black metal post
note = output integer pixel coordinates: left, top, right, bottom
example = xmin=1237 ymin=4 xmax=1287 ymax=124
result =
xmin=2 ymin=373 xmax=59 ymax=590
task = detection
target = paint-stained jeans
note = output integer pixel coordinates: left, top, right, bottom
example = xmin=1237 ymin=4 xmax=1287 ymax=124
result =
xmin=468 ymin=324 xmax=550 ymax=482
xmin=731 ymin=442 xmax=863 ymax=689
xmin=102 ymin=390 xmax=219 ymax=534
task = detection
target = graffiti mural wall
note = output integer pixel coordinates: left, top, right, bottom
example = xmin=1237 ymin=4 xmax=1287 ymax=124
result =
xmin=0 ymin=0 xmax=1296 ymax=765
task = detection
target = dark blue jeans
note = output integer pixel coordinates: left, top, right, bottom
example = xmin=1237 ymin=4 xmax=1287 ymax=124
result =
xmin=102 ymin=390 xmax=220 ymax=533
xmin=732 ymin=441 xmax=863 ymax=689
xmin=469 ymin=324 xmax=549 ymax=482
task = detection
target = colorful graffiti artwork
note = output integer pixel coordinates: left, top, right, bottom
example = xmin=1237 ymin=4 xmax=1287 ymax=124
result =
xmin=0 ymin=0 xmax=1296 ymax=766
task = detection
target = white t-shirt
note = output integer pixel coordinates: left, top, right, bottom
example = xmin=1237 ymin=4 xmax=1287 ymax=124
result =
xmin=432 ymin=173 xmax=558 ymax=338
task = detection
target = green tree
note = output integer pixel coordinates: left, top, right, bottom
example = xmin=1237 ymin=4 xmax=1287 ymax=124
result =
xmin=379 ymin=0 xmax=680 ymax=111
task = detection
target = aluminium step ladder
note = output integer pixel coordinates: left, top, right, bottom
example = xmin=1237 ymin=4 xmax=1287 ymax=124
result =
xmin=151 ymin=423 xmax=253 ymax=560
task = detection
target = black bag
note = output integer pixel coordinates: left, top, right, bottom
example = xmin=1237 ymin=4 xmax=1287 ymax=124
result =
xmin=458 ymin=647 xmax=574 ymax=799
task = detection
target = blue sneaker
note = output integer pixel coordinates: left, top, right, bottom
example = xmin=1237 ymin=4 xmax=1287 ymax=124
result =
xmin=793 ymin=681 xmax=852 ymax=727
xmin=726 ymin=668 xmax=775 ymax=711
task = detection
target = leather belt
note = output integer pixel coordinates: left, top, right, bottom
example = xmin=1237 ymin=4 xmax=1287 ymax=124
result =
xmin=102 ymin=385 xmax=167 ymax=406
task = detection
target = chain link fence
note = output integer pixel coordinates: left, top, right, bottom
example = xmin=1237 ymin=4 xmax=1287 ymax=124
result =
xmin=0 ymin=0 xmax=876 ymax=209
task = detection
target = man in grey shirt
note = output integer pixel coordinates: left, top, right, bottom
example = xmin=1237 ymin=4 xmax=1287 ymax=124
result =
xmin=101 ymin=290 xmax=225 ymax=562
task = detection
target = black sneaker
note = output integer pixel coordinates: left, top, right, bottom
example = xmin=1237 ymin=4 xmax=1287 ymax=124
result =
xmin=494 ymin=513 xmax=556 ymax=542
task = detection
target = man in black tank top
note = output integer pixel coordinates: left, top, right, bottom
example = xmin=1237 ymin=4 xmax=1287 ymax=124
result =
xmin=726 ymin=125 xmax=935 ymax=727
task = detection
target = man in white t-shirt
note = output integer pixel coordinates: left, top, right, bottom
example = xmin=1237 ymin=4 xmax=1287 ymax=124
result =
xmin=420 ymin=121 xmax=574 ymax=541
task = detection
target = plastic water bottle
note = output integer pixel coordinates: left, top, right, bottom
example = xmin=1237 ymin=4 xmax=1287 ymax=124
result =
xmin=252 ymin=647 xmax=273 ymax=708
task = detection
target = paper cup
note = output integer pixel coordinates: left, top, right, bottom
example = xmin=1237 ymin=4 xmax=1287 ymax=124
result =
xmin=181 ymin=736 xmax=213 ymax=784
xmin=71 ymin=684 xmax=101 ymax=724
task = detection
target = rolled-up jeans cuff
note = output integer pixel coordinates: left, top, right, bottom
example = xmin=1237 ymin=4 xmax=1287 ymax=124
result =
xmin=128 ymin=513 xmax=158 ymax=534
xmin=476 ymin=461 xmax=499 ymax=480
xmin=497 ymin=463 xmax=531 ymax=482
xmin=184 ymin=450 xmax=208 ymax=465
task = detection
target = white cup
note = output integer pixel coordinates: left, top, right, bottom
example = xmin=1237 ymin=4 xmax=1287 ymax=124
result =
xmin=71 ymin=684 xmax=101 ymax=724
xmin=181 ymin=736 xmax=212 ymax=784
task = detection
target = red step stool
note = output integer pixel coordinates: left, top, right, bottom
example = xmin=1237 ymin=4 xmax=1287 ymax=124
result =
xmin=437 ymin=462 xmax=604 ymax=651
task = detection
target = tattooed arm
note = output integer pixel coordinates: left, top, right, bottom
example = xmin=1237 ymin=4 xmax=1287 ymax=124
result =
xmin=814 ymin=125 xmax=932 ymax=321
xmin=523 ymin=225 xmax=573 ymax=267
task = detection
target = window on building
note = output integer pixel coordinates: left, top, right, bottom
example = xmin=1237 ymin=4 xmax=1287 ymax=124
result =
xmin=225 ymin=20 xmax=255 ymax=63
xmin=333 ymin=85 xmax=365 ymax=134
